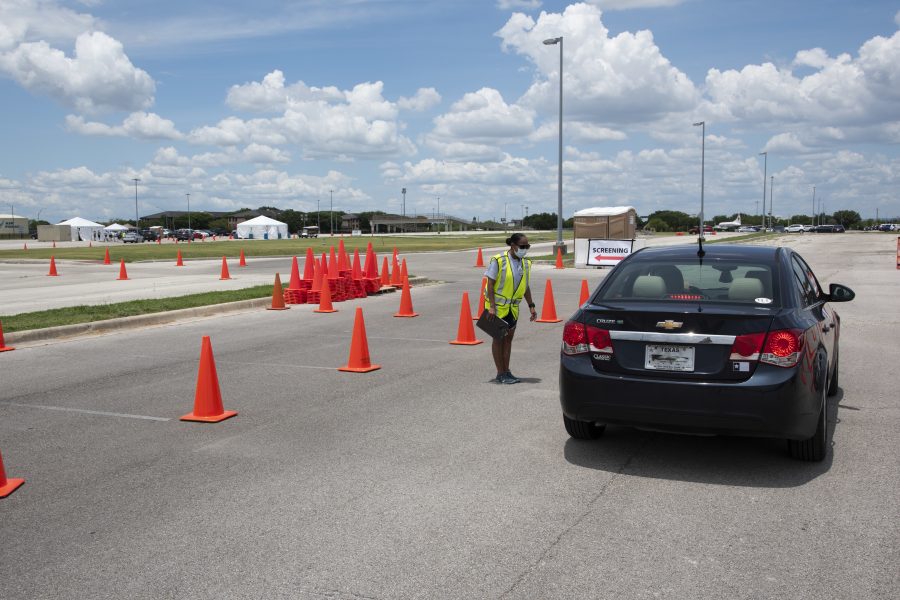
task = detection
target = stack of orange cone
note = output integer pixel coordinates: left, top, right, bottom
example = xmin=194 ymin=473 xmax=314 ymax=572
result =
xmin=535 ymin=279 xmax=562 ymax=323
xmin=302 ymin=247 xmax=315 ymax=280
xmin=267 ymin=273 xmax=289 ymax=310
xmin=579 ymin=279 xmax=590 ymax=306
xmin=329 ymin=246 xmax=338 ymax=277
xmin=175 ymin=250 xmax=184 ymax=267
xmin=351 ymin=249 xmax=362 ymax=280
xmin=390 ymin=256 xmax=402 ymax=287
xmin=117 ymin=259 xmax=129 ymax=280
xmin=381 ymin=257 xmax=390 ymax=286
xmin=288 ymin=256 xmax=301 ymax=290
xmin=311 ymin=259 xmax=323 ymax=293
xmin=104 ymin=247 xmax=111 ymax=265
xmin=47 ymin=256 xmax=58 ymax=276
xmin=0 ymin=320 xmax=15 ymax=352
xmin=0 ymin=449 xmax=25 ymax=498
xmin=475 ymin=247 xmax=485 ymax=267
xmin=314 ymin=278 xmax=337 ymax=313
xmin=180 ymin=336 xmax=237 ymax=422
xmin=555 ymin=247 xmax=565 ymax=269
xmin=338 ymin=308 xmax=380 ymax=372
xmin=219 ymin=256 xmax=231 ymax=280
xmin=450 ymin=292 xmax=483 ymax=345
xmin=239 ymin=249 xmax=247 ymax=267
xmin=394 ymin=277 xmax=418 ymax=317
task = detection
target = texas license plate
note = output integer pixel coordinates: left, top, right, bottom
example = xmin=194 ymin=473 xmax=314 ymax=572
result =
xmin=645 ymin=344 xmax=695 ymax=372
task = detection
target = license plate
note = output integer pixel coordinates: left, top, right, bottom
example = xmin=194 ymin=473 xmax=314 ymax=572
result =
xmin=645 ymin=344 xmax=695 ymax=372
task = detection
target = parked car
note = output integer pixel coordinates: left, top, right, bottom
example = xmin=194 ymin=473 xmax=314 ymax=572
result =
xmin=802 ymin=225 xmax=816 ymax=232
xmin=785 ymin=224 xmax=805 ymax=233
xmin=559 ymin=243 xmax=855 ymax=461
xmin=174 ymin=229 xmax=194 ymax=241
xmin=139 ymin=229 xmax=159 ymax=241
xmin=813 ymin=225 xmax=836 ymax=233
xmin=688 ymin=225 xmax=714 ymax=234
xmin=122 ymin=231 xmax=144 ymax=243
xmin=737 ymin=226 xmax=760 ymax=233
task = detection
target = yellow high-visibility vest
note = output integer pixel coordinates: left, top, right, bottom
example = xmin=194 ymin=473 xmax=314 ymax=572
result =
xmin=485 ymin=252 xmax=531 ymax=319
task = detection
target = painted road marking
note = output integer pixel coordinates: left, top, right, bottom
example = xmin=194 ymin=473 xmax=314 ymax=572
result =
xmin=0 ymin=401 xmax=171 ymax=422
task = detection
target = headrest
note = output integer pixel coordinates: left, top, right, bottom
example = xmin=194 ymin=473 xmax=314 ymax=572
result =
xmin=728 ymin=277 xmax=764 ymax=301
xmin=633 ymin=275 xmax=666 ymax=298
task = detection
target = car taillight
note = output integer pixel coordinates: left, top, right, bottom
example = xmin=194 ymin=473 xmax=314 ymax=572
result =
xmin=586 ymin=325 xmax=613 ymax=354
xmin=562 ymin=321 xmax=589 ymax=355
xmin=760 ymin=329 xmax=804 ymax=368
xmin=729 ymin=332 xmax=766 ymax=361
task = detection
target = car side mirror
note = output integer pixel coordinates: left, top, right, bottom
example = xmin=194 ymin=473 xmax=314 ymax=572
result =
xmin=828 ymin=283 xmax=855 ymax=302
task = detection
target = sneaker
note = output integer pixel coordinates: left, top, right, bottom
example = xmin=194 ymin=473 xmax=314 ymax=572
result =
xmin=494 ymin=373 xmax=508 ymax=384
xmin=504 ymin=371 xmax=521 ymax=384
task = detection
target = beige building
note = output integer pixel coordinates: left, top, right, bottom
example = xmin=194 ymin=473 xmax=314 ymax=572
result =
xmin=0 ymin=213 xmax=29 ymax=239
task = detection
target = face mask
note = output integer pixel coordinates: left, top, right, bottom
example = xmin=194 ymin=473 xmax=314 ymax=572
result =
xmin=515 ymin=247 xmax=528 ymax=259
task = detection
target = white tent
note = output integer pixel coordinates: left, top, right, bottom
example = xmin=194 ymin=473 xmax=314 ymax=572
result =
xmin=104 ymin=223 xmax=129 ymax=231
xmin=235 ymin=215 xmax=289 ymax=240
xmin=58 ymin=217 xmax=105 ymax=241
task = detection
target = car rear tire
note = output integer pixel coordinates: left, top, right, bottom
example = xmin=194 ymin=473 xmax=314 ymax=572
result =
xmin=827 ymin=348 xmax=839 ymax=397
xmin=787 ymin=384 xmax=828 ymax=462
xmin=563 ymin=414 xmax=606 ymax=439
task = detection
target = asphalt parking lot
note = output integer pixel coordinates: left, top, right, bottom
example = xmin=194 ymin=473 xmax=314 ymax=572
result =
xmin=1 ymin=233 xmax=898 ymax=599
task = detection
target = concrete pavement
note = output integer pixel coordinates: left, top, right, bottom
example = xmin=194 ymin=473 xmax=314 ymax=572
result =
xmin=0 ymin=233 xmax=897 ymax=599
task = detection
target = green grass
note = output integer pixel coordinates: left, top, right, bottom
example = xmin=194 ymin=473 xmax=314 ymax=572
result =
xmin=530 ymin=253 xmax=575 ymax=266
xmin=1 ymin=285 xmax=273 ymax=332
xmin=0 ymin=232 xmax=561 ymax=263
xmin=704 ymin=232 xmax=783 ymax=244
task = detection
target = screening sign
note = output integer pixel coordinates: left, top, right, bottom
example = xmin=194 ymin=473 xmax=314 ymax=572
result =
xmin=587 ymin=239 xmax=634 ymax=267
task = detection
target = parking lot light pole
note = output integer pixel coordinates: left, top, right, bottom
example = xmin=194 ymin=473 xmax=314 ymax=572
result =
xmin=186 ymin=192 xmax=191 ymax=233
xmin=769 ymin=176 xmax=774 ymax=228
xmin=329 ymin=189 xmax=334 ymax=236
xmin=132 ymin=178 xmax=140 ymax=231
xmin=758 ymin=152 xmax=767 ymax=229
xmin=693 ymin=121 xmax=705 ymax=237
xmin=401 ymin=188 xmax=406 ymax=234
xmin=543 ymin=36 xmax=564 ymax=253
xmin=811 ymin=185 xmax=816 ymax=227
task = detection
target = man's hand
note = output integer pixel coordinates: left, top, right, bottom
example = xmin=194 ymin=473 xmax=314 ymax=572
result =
xmin=488 ymin=306 xmax=496 ymax=319
xmin=529 ymin=306 xmax=538 ymax=322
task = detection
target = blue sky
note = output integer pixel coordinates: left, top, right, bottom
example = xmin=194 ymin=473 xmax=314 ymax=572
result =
xmin=1 ymin=0 xmax=899 ymax=224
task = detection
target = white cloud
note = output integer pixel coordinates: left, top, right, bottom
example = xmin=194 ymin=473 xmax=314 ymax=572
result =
xmin=496 ymin=0 xmax=542 ymax=10
xmin=763 ymin=132 xmax=810 ymax=154
xmin=0 ymin=0 xmax=96 ymax=50
xmin=497 ymin=3 xmax=698 ymax=123
xmin=226 ymin=70 xmax=343 ymax=113
xmin=895 ymin=10 xmax=900 ymax=27
xmin=431 ymin=88 xmax=534 ymax=141
xmin=66 ymin=112 xmax=182 ymax=140
xmin=586 ymin=0 xmax=685 ymax=10
xmin=242 ymin=143 xmax=290 ymax=164
xmin=0 ymin=31 xmax=155 ymax=113
xmin=530 ymin=121 xmax=627 ymax=143
xmin=397 ymin=87 xmax=442 ymax=112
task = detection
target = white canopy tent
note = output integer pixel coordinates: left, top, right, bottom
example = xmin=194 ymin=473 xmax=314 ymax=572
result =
xmin=58 ymin=217 xmax=105 ymax=241
xmin=235 ymin=215 xmax=289 ymax=240
xmin=104 ymin=223 xmax=129 ymax=232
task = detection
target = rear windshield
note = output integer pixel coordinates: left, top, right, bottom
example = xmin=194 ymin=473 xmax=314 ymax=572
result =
xmin=597 ymin=259 xmax=779 ymax=305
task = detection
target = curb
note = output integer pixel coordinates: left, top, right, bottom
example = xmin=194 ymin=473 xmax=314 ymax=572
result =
xmin=5 ymin=276 xmax=426 ymax=346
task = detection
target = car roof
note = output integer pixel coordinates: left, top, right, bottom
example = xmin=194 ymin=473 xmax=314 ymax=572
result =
xmin=632 ymin=244 xmax=781 ymax=262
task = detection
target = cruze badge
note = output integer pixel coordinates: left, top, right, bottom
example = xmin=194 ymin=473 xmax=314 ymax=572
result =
xmin=656 ymin=320 xmax=683 ymax=330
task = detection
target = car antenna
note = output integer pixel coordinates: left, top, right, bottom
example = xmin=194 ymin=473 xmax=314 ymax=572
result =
xmin=697 ymin=233 xmax=705 ymax=258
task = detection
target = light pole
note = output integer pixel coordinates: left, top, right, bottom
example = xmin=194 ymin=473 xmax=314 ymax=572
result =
xmin=132 ymin=178 xmax=141 ymax=231
xmin=329 ymin=189 xmax=334 ymax=236
xmin=543 ymin=35 xmax=564 ymax=253
xmin=186 ymin=192 xmax=191 ymax=235
xmin=437 ymin=196 xmax=441 ymax=233
xmin=769 ymin=176 xmax=774 ymax=228
xmin=401 ymin=188 xmax=406 ymax=234
xmin=693 ymin=121 xmax=705 ymax=237
xmin=758 ymin=152 xmax=767 ymax=229
xmin=504 ymin=202 xmax=508 ymax=229
xmin=811 ymin=185 xmax=816 ymax=227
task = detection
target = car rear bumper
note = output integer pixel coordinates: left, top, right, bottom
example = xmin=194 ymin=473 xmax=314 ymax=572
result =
xmin=559 ymin=355 xmax=821 ymax=440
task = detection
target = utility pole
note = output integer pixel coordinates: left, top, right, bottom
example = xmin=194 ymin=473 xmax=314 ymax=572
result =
xmin=811 ymin=186 xmax=816 ymax=227
xmin=758 ymin=152 xmax=767 ymax=229
xmin=329 ymin=189 xmax=334 ymax=236
xmin=693 ymin=121 xmax=705 ymax=237
xmin=132 ymin=178 xmax=141 ymax=231
xmin=769 ymin=176 xmax=774 ymax=229
xmin=186 ymin=192 xmax=191 ymax=233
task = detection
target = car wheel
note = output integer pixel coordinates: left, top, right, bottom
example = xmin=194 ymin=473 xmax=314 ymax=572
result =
xmin=827 ymin=347 xmax=839 ymax=397
xmin=563 ymin=414 xmax=606 ymax=439
xmin=787 ymin=383 xmax=827 ymax=462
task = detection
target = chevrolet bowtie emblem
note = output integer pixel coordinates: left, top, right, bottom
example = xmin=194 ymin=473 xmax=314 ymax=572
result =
xmin=656 ymin=320 xmax=683 ymax=330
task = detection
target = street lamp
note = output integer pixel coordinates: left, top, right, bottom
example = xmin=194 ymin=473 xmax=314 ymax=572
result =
xmin=811 ymin=185 xmax=816 ymax=227
xmin=769 ymin=175 xmax=774 ymax=228
xmin=692 ymin=121 xmax=705 ymax=237
xmin=329 ymin=189 xmax=334 ymax=236
xmin=186 ymin=192 xmax=191 ymax=236
xmin=132 ymin=178 xmax=141 ymax=231
xmin=543 ymin=35 xmax=564 ymax=253
xmin=758 ymin=151 xmax=767 ymax=229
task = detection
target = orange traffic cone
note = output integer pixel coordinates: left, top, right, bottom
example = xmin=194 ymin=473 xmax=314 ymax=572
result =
xmin=219 ymin=256 xmax=231 ymax=280
xmin=351 ymin=249 xmax=362 ymax=279
xmin=366 ymin=248 xmax=379 ymax=279
xmin=288 ymin=256 xmax=301 ymax=290
xmin=314 ymin=278 xmax=337 ymax=313
xmin=0 ymin=449 xmax=25 ymax=498
xmin=47 ymin=256 xmax=58 ymax=276
xmin=381 ymin=257 xmax=390 ymax=286
xmin=157 ymin=237 xmax=161 ymax=245
xmin=23 ymin=243 xmax=27 ymax=250
xmin=311 ymin=259 xmax=323 ymax=293
xmin=400 ymin=258 xmax=409 ymax=281
xmin=267 ymin=273 xmax=289 ymax=310
xmin=338 ymin=239 xmax=349 ymax=271
xmin=180 ymin=336 xmax=237 ymax=422
xmin=475 ymin=247 xmax=485 ymax=268
xmin=474 ymin=277 xmax=487 ymax=320
xmin=175 ymin=249 xmax=184 ymax=266
xmin=0 ymin=320 xmax=15 ymax=352
xmin=450 ymin=292 xmax=483 ymax=345
xmin=302 ymin=247 xmax=315 ymax=280
xmin=392 ymin=247 xmax=399 ymax=263
xmin=555 ymin=247 xmax=564 ymax=269
xmin=579 ymin=279 xmax=590 ymax=306
xmin=52 ymin=240 xmax=56 ymax=249
xmin=89 ymin=241 xmax=92 ymax=248
xmin=329 ymin=246 xmax=338 ymax=277
xmin=338 ymin=308 xmax=380 ymax=372
xmin=117 ymin=259 xmax=129 ymax=280
xmin=390 ymin=257 xmax=402 ymax=287
xmin=535 ymin=279 xmax=562 ymax=323
xmin=394 ymin=277 xmax=418 ymax=317
xmin=239 ymin=249 xmax=247 ymax=267
xmin=103 ymin=247 xmax=111 ymax=265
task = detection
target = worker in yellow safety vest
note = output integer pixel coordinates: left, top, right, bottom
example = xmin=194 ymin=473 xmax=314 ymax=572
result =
xmin=484 ymin=233 xmax=537 ymax=384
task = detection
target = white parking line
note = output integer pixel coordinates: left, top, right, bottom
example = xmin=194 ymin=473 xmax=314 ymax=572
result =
xmin=0 ymin=401 xmax=171 ymax=421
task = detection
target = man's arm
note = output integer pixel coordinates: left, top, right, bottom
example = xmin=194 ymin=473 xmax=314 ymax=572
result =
xmin=524 ymin=286 xmax=537 ymax=321
xmin=486 ymin=277 xmax=497 ymax=317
